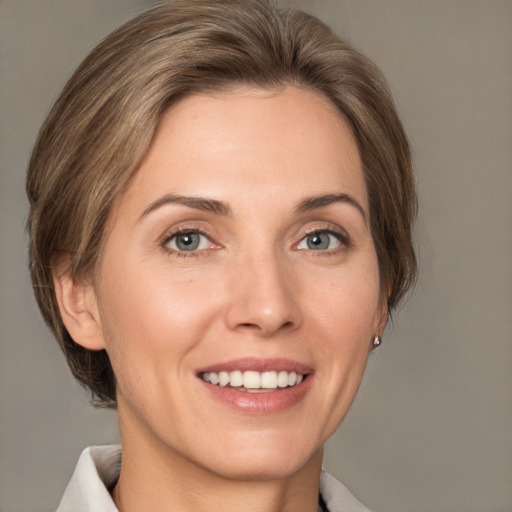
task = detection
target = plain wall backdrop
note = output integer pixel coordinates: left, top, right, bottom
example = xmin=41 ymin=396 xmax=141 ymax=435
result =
xmin=1 ymin=1 xmax=511 ymax=511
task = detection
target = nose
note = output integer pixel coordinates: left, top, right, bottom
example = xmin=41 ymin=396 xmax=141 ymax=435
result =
xmin=224 ymin=251 xmax=302 ymax=337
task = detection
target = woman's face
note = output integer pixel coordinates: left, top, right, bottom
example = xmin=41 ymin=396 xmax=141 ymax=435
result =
xmin=81 ymin=86 xmax=386 ymax=479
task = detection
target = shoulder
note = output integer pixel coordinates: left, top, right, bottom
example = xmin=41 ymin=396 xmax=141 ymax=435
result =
xmin=320 ymin=470 xmax=373 ymax=512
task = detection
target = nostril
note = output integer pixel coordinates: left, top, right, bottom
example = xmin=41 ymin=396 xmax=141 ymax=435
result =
xmin=239 ymin=322 xmax=257 ymax=328
xmin=237 ymin=320 xmax=295 ymax=334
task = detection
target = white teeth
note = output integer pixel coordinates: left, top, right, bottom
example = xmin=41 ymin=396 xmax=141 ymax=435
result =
xmin=201 ymin=370 xmax=305 ymax=389
xmin=243 ymin=371 xmax=261 ymax=389
xmin=261 ymin=371 xmax=278 ymax=389
xmin=218 ymin=371 xmax=229 ymax=387
xmin=288 ymin=371 xmax=297 ymax=386
xmin=277 ymin=371 xmax=289 ymax=388
xmin=229 ymin=370 xmax=243 ymax=387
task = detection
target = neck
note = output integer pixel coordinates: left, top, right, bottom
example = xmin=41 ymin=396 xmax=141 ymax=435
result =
xmin=113 ymin=409 xmax=323 ymax=512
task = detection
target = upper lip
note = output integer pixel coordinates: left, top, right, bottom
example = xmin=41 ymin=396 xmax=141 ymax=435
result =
xmin=196 ymin=358 xmax=314 ymax=375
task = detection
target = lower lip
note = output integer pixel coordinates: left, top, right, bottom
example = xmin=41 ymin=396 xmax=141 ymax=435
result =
xmin=200 ymin=377 xmax=313 ymax=415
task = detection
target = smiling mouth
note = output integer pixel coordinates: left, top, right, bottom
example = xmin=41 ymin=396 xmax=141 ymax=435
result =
xmin=200 ymin=370 xmax=305 ymax=392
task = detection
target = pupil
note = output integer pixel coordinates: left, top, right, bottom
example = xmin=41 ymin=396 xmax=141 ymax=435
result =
xmin=308 ymin=233 xmax=329 ymax=250
xmin=177 ymin=233 xmax=199 ymax=251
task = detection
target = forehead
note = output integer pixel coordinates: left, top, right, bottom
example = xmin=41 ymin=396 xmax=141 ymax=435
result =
xmin=118 ymin=85 xmax=367 ymax=216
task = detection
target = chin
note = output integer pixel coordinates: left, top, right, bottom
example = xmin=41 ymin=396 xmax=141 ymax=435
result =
xmin=199 ymin=446 xmax=322 ymax=482
xmin=182 ymin=428 xmax=324 ymax=482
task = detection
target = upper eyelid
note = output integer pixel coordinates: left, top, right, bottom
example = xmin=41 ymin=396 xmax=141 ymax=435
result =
xmin=299 ymin=230 xmax=347 ymax=244
xmin=298 ymin=224 xmax=350 ymax=241
xmin=161 ymin=226 xmax=215 ymax=249
xmin=164 ymin=229 xmax=210 ymax=241
xmin=162 ymin=225 xmax=211 ymax=241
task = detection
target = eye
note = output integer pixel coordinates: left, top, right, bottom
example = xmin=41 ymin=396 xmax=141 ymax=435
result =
xmin=296 ymin=230 xmax=343 ymax=251
xmin=164 ymin=230 xmax=211 ymax=252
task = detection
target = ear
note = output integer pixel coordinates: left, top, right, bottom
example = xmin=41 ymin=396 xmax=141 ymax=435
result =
xmin=52 ymin=252 xmax=106 ymax=351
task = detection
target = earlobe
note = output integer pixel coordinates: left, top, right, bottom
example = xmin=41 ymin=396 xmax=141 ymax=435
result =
xmin=372 ymin=292 xmax=389 ymax=347
xmin=371 ymin=305 xmax=388 ymax=350
xmin=52 ymin=253 xmax=106 ymax=351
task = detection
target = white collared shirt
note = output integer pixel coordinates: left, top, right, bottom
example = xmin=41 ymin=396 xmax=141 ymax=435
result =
xmin=57 ymin=446 xmax=372 ymax=512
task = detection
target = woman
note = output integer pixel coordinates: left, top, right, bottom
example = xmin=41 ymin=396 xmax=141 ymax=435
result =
xmin=26 ymin=1 xmax=416 ymax=511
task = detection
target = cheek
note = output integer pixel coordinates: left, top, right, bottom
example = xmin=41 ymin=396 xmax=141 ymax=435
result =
xmin=307 ymin=260 xmax=382 ymax=339
xmin=95 ymin=262 xmax=223 ymax=385
xmin=297 ymin=268 xmax=380 ymax=443
xmin=99 ymin=257 xmax=217 ymax=328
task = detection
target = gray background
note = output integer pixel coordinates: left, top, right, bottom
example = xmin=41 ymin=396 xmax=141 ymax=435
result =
xmin=1 ymin=1 xmax=511 ymax=511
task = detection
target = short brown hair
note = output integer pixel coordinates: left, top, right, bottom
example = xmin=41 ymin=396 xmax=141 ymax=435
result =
xmin=27 ymin=0 xmax=417 ymax=406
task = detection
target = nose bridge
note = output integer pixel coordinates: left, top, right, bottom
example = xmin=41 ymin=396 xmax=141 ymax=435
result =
xmin=225 ymin=244 xmax=300 ymax=336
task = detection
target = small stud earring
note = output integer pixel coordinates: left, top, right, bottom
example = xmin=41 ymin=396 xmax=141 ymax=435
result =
xmin=373 ymin=336 xmax=382 ymax=347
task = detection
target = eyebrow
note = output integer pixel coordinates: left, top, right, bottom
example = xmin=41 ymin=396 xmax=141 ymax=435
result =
xmin=295 ymin=193 xmax=367 ymax=222
xmin=140 ymin=192 xmax=366 ymax=222
xmin=140 ymin=194 xmax=232 ymax=219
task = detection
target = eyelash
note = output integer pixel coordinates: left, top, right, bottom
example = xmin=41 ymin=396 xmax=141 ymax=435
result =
xmin=160 ymin=225 xmax=350 ymax=257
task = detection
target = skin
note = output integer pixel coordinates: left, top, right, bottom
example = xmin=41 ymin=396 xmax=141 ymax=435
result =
xmin=55 ymin=86 xmax=387 ymax=512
